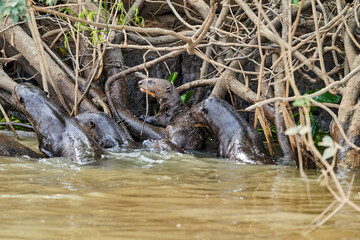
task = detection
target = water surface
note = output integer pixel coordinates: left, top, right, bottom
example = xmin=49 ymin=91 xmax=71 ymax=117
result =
xmin=0 ymin=134 xmax=359 ymax=239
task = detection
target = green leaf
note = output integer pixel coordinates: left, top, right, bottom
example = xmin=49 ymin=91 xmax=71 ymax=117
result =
xmin=88 ymin=11 xmax=96 ymax=22
xmin=2 ymin=7 xmax=11 ymax=16
xmin=64 ymin=33 xmax=69 ymax=48
xmin=98 ymin=34 xmax=102 ymax=43
xmin=292 ymin=0 xmax=300 ymax=7
xmin=168 ymin=72 xmax=178 ymax=84
xmin=78 ymin=9 xmax=88 ymax=19
xmin=0 ymin=0 xmax=28 ymax=22
xmin=141 ymin=18 xmax=145 ymax=27
xmin=181 ymin=91 xmax=194 ymax=104
xmin=45 ymin=0 xmax=57 ymax=5
xmin=313 ymin=91 xmax=342 ymax=104
xmin=310 ymin=113 xmax=319 ymax=138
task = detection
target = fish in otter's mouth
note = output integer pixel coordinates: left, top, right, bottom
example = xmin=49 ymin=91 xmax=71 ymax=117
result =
xmin=139 ymin=86 xmax=156 ymax=98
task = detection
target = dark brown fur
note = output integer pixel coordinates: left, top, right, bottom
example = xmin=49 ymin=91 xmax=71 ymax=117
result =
xmin=75 ymin=112 xmax=137 ymax=149
xmin=191 ymin=97 xmax=273 ymax=164
xmin=14 ymin=83 xmax=104 ymax=164
xmin=138 ymin=78 xmax=205 ymax=150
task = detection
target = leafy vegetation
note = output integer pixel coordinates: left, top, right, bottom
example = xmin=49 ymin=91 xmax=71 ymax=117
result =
xmin=286 ymin=90 xmax=342 ymax=156
xmin=60 ymin=2 xmax=144 ymax=46
xmin=168 ymin=72 xmax=194 ymax=104
xmin=38 ymin=0 xmax=58 ymax=6
xmin=0 ymin=0 xmax=59 ymax=22
xmin=292 ymin=0 xmax=300 ymax=7
xmin=0 ymin=0 xmax=28 ymax=22
xmin=0 ymin=114 xmax=31 ymax=131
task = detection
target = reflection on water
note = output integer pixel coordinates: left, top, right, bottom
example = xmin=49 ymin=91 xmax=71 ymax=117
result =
xmin=0 ymin=135 xmax=359 ymax=239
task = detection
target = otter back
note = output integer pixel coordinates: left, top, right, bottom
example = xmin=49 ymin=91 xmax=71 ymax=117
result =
xmin=14 ymin=83 xmax=104 ymax=164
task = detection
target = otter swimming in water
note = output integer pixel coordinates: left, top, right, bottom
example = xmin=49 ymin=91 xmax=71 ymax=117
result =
xmin=191 ymin=97 xmax=273 ymax=164
xmin=14 ymin=83 xmax=104 ymax=164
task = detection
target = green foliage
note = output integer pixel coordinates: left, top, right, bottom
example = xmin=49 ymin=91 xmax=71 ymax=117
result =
xmin=38 ymin=0 xmax=58 ymax=6
xmin=59 ymin=1 xmax=145 ymax=48
xmin=0 ymin=0 xmax=28 ymax=22
xmin=317 ymin=135 xmax=343 ymax=160
xmin=167 ymin=72 xmax=194 ymax=104
xmin=313 ymin=131 xmax=330 ymax=154
xmin=289 ymin=90 xmax=342 ymax=140
xmin=257 ymin=125 xmax=278 ymax=142
xmin=61 ymin=8 xmax=107 ymax=45
xmin=292 ymin=94 xmax=310 ymax=107
xmin=168 ymin=72 xmax=178 ymax=84
xmin=114 ymin=2 xmax=144 ymax=27
xmin=60 ymin=7 xmax=76 ymax=17
xmin=54 ymin=46 xmax=67 ymax=56
xmin=285 ymin=124 xmax=311 ymax=136
xmin=309 ymin=113 xmax=319 ymax=138
xmin=131 ymin=6 xmax=145 ymax=27
xmin=181 ymin=91 xmax=195 ymax=104
xmin=0 ymin=114 xmax=31 ymax=131
xmin=286 ymin=88 xmax=343 ymax=154
xmin=75 ymin=9 xmax=98 ymax=31
xmin=63 ymin=32 xmax=70 ymax=48
xmin=308 ymin=89 xmax=342 ymax=104
xmin=292 ymin=0 xmax=300 ymax=7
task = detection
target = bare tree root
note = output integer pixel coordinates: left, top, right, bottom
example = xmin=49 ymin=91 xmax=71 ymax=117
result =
xmin=1 ymin=20 xmax=97 ymax=113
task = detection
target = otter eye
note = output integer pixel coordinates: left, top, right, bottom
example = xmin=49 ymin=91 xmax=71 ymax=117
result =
xmin=19 ymin=97 xmax=24 ymax=104
xmin=89 ymin=120 xmax=95 ymax=127
xmin=201 ymin=107 xmax=208 ymax=115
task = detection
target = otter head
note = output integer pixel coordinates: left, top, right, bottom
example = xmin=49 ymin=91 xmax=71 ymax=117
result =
xmin=191 ymin=97 xmax=234 ymax=134
xmin=75 ymin=113 xmax=96 ymax=138
xmin=138 ymin=78 xmax=174 ymax=100
xmin=191 ymin=99 xmax=211 ymax=128
xmin=14 ymin=83 xmax=53 ymax=127
xmin=75 ymin=112 xmax=119 ymax=148
xmin=14 ymin=83 xmax=48 ymax=112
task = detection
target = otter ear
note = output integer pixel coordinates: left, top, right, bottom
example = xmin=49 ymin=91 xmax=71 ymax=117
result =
xmin=201 ymin=107 xmax=208 ymax=115
xmin=166 ymin=86 xmax=172 ymax=92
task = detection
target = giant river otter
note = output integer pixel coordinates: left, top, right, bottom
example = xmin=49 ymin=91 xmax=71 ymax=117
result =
xmin=14 ymin=83 xmax=104 ymax=164
xmin=75 ymin=111 xmax=137 ymax=149
xmin=138 ymin=78 xmax=205 ymax=150
xmin=191 ymin=97 xmax=273 ymax=164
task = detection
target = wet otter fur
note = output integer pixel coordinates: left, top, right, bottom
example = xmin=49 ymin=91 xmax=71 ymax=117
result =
xmin=191 ymin=97 xmax=273 ymax=164
xmin=14 ymin=83 xmax=104 ymax=164
xmin=75 ymin=112 xmax=137 ymax=149
xmin=138 ymin=78 xmax=205 ymax=150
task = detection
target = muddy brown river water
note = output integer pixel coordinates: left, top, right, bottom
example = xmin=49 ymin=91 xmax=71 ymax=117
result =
xmin=0 ymin=133 xmax=360 ymax=239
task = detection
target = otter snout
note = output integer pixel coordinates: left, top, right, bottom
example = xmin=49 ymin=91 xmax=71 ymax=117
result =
xmin=138 ymin=79 xmax=154 ymax=88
